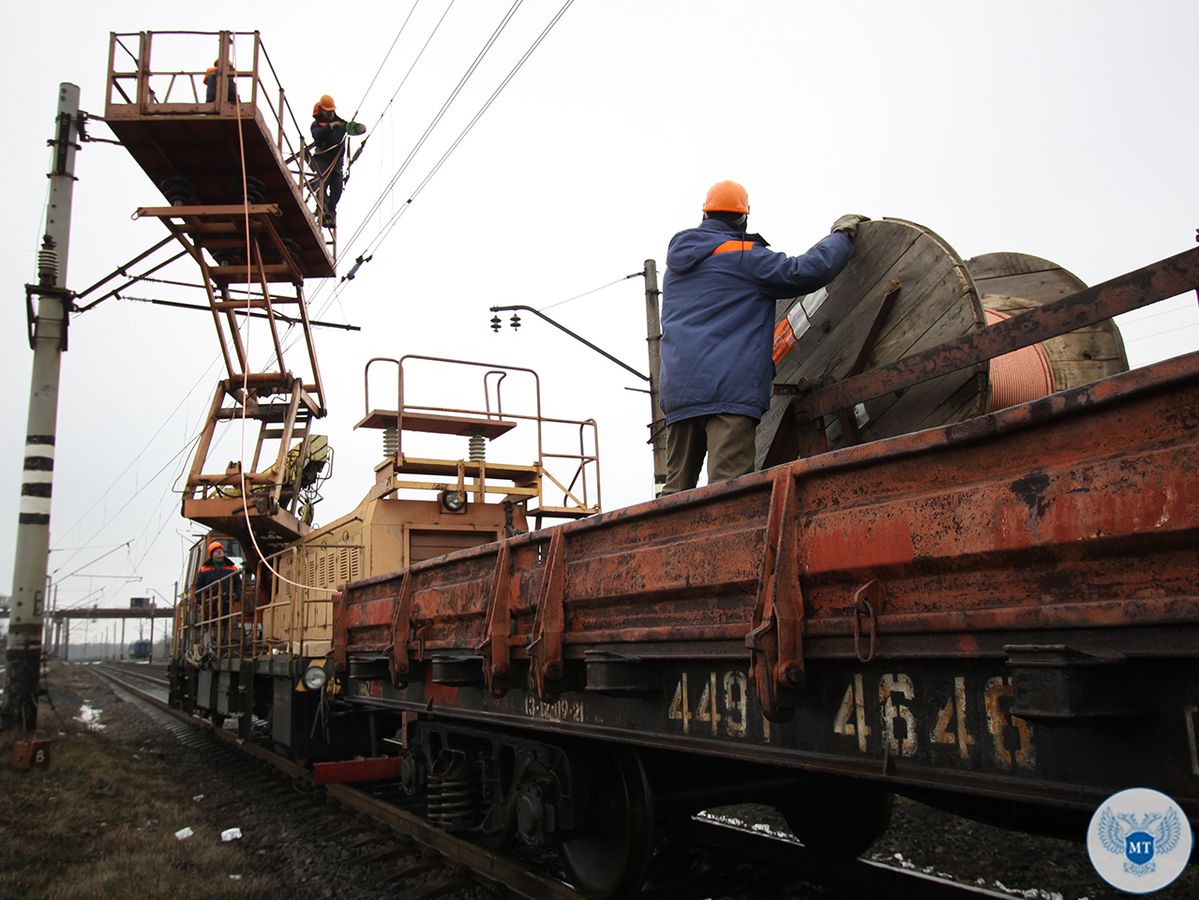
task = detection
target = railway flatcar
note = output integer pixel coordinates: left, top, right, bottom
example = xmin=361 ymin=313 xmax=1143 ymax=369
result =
xmin=168 ymin=234 xmax=1199 ymax=898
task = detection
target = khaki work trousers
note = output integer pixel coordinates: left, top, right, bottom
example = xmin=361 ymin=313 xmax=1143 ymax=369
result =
xmin=661 ymin=414 xmax=757 ymax=495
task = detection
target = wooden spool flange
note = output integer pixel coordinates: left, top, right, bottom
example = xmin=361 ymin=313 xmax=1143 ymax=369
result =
xmin=966 ymin=251 xmax=1129 ymax=393
xmin=756 ymin=223 xmax=1130 ymax=465
xmin=756 ymin=218 xmax=987 ymax=464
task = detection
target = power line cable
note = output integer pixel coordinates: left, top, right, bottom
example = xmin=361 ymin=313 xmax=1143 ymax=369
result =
xmin=52 ymin=355 xmax=220 ymax=562
xmin=347 ymin=0 xmax=422 ymax=124
xmin=52 ymin=542 xmax=133 ymax=582
xmin=280 ymin=0 xmax=529 ymax=350
xmin=305 ymin=0 xmax=575 ymax=328
xmin=318 ymin=0 xmax=576 ymax=320
xmin=538 ymin=271 xmax=641 ymax=312
xmin=1127 ymin=320 xmax=1199 ymax=344
xmin=346 ymin=0 xmax=457 ymax=185
xmin=57 ymin=426 xmax=206 ymax=576
xmin=328 ymin=0 xmax=523 ymax=273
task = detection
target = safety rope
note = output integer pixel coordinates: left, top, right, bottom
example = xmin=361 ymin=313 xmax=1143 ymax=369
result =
xmin=230 ymin=42 xmax=337 ymax=598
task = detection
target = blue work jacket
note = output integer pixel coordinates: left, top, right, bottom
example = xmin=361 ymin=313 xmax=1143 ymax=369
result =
xmin=659 ymin=219 xmax=854 ymax=425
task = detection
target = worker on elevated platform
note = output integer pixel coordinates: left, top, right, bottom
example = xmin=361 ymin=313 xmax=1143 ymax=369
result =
xmin=658 ymin=180 xmax=867 ymax=494
xmin=204 ymin=59 xmax=237 ymax=103
xmin=194 ymin=540 xmax=242 ymax=615
xmin=311 ymin=95 xmax=347 ymax=227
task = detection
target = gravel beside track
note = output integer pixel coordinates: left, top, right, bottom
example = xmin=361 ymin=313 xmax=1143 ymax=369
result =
xmin=79 ymin=663 xmax=492 ymax=899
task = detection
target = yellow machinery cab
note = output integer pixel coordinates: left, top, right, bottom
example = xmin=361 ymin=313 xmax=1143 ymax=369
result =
xmin=250 ymin=356 xmax=602 ymax=659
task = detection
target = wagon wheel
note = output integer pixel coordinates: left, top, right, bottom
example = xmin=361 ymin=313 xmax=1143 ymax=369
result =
xmin=557 ymin=745 xmax=655 ymax=900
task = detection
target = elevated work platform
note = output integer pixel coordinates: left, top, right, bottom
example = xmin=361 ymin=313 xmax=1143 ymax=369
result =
xmin=361 ymin=357 xmax=603 ymax=524
xmin=104 ymin=31 xmax=335 ymax=278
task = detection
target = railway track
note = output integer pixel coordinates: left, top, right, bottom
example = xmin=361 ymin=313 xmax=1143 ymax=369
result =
xmin=99 ymin=660 xmax=169 ymax=689
xmin=88 ymin=663 xmax=1015 ymax=899
xmin=90 ymin=664 xmax=579 ymax=899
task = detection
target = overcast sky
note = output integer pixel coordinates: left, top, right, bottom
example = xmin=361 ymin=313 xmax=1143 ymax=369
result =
xmin=3 ymin=1 xmax=1197 ymax=633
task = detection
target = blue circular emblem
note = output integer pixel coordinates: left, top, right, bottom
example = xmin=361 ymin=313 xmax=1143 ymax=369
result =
xmin=1087 ymin=787 xmax=1193 ymax=894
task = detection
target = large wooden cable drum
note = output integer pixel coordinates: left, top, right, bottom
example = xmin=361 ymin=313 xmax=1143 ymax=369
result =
xmin=967 ymin=251 xmax=1130 ymax=392
xmin=757 ymin=219 xmax=987 ymax=464
xmin=756 ymin=220 xmax=1129 ymax=464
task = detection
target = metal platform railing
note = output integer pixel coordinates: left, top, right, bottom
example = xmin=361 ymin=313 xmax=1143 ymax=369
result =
xmin=105 ymin=30 xmax=337 ymax=259
xmin=362 ymin=355 xmax=603 ymax=524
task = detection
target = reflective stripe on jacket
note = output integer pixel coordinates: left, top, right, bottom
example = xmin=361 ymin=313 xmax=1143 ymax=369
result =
xmin=194 ymin=558 xmax=242 ymax=597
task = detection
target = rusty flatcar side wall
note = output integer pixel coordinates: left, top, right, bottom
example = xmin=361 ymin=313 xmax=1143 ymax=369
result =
xmin=796 ymin=352 xmax=1199 ymax=659
xmin=340 ymin=350 xmax=1199 ymax=672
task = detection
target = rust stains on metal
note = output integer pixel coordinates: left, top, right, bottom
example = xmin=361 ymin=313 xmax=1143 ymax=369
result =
xmin=1009 ymin=472 xmax=1052 ymax=519
xmin=337 ymin=346 xmax=1199 ymax=699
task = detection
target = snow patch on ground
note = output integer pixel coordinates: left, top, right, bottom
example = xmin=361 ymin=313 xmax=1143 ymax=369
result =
xmin=694 ymin=811 xmax=796 ymax=842
xmin=74 ymin=701 xmax=105 ymax=731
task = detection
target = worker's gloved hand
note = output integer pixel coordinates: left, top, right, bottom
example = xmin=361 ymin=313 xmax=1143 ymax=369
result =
xmin=831 ymin=214 xmax=871 ymax=240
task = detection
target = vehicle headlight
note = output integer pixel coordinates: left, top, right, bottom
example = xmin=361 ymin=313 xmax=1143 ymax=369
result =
xmin=440 ymin=490 xmax=467 ymax=512
xmin=303 ymin=665 xmax=328 ymax=691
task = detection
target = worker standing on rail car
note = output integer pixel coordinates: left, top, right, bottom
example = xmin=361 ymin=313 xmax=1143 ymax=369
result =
xmin=311 ymin=95 xmax=347 ymax=228
xmin=658 ymin=181 xmax=867 ymax=494
xmin=194 ymin=540 xmax=242 ymax=616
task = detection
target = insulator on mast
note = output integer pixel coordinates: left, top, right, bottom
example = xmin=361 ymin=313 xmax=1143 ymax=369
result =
xmin=37 ymin=237 xmax=59 ymax=286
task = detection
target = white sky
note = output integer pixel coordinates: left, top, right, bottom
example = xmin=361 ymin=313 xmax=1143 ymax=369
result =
xmin=3 ymin=0 xmax=1198 ymax=626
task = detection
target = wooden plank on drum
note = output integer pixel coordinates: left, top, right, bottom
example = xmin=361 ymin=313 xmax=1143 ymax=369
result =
xmin=758 ymin=222 xmax=924 ymax=462
xmin=1046 ymin=359 xmax=1126 ymax=389
xmin=863 ymin=294 xmax=986 ymax=438
xmin=966 ymin=251 xmax=1059 ymax=282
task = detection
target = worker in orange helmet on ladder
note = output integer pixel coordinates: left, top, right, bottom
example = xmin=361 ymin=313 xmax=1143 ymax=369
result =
xmin=310 ymin=95 xmax=366 ymax=228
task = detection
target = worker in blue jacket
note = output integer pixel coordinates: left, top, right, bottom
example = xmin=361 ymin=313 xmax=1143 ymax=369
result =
xmin=658 ymin=180 xmax=866 ymax=494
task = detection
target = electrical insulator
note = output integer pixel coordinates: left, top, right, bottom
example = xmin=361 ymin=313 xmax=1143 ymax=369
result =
xmin=468 ymin=433 xmax=486 ymax=462
xmin=382 ymin=427 xmax=398 ymax=457
xmin=510 ymin=313 xmax=521 ymax=330
xmin=490 ymin=315 xmax=502 ymax=332
xmin=37 ymin=243 xmax=59 ymax=287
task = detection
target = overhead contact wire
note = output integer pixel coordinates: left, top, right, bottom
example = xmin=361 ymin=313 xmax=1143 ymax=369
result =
xmin=346 ymin=0 xmax=456 ymax=186
xmin=347 ymin=0 xmax=423 ymax=125
xmin=306 ymin=0 xmax=575 ymax=327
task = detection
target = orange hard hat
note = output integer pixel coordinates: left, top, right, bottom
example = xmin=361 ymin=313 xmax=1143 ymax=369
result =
xmin=207 ymin=540 xmax=225 ymax=554
xmin=313 ymin=94 xmax=336 ymax=117
xmin=703 ymin=180 xmax=750 ymax=215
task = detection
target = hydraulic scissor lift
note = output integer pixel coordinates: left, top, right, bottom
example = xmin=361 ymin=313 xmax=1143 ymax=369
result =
xmin=105 ymin=30 xmax=335 ymax=550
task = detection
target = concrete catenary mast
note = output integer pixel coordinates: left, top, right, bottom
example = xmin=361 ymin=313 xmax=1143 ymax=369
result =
xmin=2 ymin=83 xmax=80 ymax=730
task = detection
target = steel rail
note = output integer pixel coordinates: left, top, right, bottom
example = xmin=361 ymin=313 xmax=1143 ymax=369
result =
xmin=86 ymin=665 xmax=582 ymax=899
xmin=686 ymin=815 xmax=1016 ymax=899
xmin=97 ymin=662 xmax=170 ymax=689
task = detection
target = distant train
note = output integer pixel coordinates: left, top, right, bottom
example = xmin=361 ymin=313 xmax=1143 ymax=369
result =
xmin=128 ymin=639 xmax=153 ymax=661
